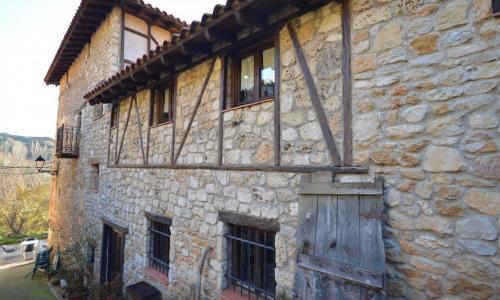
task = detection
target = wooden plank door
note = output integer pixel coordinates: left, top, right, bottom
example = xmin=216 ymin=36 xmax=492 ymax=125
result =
xmin=294 ymin=175 xmax=385 ymax=299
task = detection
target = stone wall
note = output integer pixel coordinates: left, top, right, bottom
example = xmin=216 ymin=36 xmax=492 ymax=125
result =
xmin=76 ymin=3 xmax=346 ymax=298
xmin=280 ymin=4 xmax=344 ymax=166
xmin=350 ymin=0 xmax=500 ymax=298
xmin=51 ymin=0 xmax=500 ymax=299
xmin=50 ymin=5 xmax=122 ymax=250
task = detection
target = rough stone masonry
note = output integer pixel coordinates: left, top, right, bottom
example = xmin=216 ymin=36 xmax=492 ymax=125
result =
xmin=48 ymin=1 xmax=500 ymax=299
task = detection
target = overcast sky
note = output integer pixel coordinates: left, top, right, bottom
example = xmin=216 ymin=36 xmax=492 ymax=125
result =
xmin=0 ymin=0 xmax=222 ymax=138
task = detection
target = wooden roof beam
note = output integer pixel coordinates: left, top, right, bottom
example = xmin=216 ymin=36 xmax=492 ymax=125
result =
xmin=179 ymin=42 xmax=212 ymax=56
xmin=204 ymin=27 xmax=238 ymax=43
xmin=235 ymin=9 xmax=268 ymax=27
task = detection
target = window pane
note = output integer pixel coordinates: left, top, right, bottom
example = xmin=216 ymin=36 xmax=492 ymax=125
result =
xmin=151 ymin=25 xmax=172 ymax=45
xmin=162 ymin=88 xmax=171 ymax=122
xmin=260 ymin=47 xmax=275 ymax=98
xmin=124 ymin=13 xmax=148 ymax=34
xmin=239 ymin=55 xmax=255 ymax=103
xmin=124 ymin=30 xmax=148 ymax=62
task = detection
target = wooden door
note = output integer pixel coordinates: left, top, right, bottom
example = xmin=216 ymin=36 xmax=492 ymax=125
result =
xmin=101 ymin=224 xmax=125 ymax=283
xmin=293 ymin=175 xmax=386 ymax=299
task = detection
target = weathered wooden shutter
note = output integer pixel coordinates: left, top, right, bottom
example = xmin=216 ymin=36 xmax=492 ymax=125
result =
xmin=294 ymin=174 xmax=386 ymax=299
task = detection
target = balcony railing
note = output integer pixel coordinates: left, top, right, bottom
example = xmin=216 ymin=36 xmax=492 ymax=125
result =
xmin=56 ymin=125 xmax=80 ymax=158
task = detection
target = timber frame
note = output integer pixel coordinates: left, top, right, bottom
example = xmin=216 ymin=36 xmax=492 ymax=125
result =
xmin=92 ymin=0 xmax=362 ymax=174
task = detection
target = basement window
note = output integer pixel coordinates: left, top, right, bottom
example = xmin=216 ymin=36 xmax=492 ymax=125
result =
xmin=90 ymin=164 xmax=99 ymax=192
xmin=224 ymin=223 xmax=276 ymax=300
xmin=227 ymin=38 xmax=276 ymax=108
xmin=150 ymin=84 xmax=175 ymax=126
xmin=148 ymin=217 xmax=171 ymax=276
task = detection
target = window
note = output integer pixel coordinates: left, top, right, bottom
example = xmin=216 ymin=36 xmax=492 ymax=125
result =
xmin=90 ymin=164 xmax=99 ymax=192
xmin=110 ymin=104 xmax=119 ymax=128
xmin=123 ymin=13 xmax=172 ymax=68
xmin=148 ymin=218 xmax=171 ymax=276
xmin=230 ymin=40 xmax=276 ymax=107
xmin=225 ymin=224 xmax=276 ymax=299
xmin=150 ymin=84 xmax=174 ymax=126
xmin=494 ymin=0 xmax=500 ymax=17
xmin=93 ymin=103 xmax=103 ymax=120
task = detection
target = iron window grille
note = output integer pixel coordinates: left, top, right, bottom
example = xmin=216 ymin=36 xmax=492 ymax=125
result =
xmin=56 ymin=124 xmax=80 ymax=158
xmin=225 ymin=224 xmax=276 ymax=300
xmin=148 ymin=220 xmax=170 ymax=276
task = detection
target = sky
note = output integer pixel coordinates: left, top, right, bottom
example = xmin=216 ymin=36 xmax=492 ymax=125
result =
xmin=0 ymin=0 xmax=222 ymax=138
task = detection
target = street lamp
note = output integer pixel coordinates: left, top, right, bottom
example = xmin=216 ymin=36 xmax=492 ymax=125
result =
xmin=34 ymin=155 xmax=57 ymax=175
xmin=35 ymin=155 xmax=46 ymax=171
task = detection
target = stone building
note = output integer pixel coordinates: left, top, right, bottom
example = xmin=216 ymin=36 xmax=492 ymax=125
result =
xmin=45 ymin=0 xmax=500 ymax=299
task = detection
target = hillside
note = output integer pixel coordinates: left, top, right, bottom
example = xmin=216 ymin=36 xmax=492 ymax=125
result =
xmin=0 ymin=132 xmax=54 ymax=164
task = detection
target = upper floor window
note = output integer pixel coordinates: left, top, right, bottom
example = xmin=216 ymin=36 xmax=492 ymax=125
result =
xmin=123 ymin=13 xmax=172 ymax=68
xmin=150 ymin=84 xmax=174 ymax=126
xmin=230 ymin=39 xmax=276 ymax=108
xmin=110 ymin=104 xmax=119 ymax=128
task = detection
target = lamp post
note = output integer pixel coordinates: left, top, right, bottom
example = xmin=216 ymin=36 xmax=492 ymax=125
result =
xmin=34 ymin=155 xmax=58 ymax=175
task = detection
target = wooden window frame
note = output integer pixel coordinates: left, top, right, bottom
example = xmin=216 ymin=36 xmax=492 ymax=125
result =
xmin=110 ymin=104 xmax=119 ymax=128
xmin=229 ymin=38 xmax=277 ymax=108
xmin=121 ymin=13 xmax=163 ymax=68
xmin=494 ymin=0 xmax=500 ymax=17
xmin=150 ymin=83 xmax=175 ymax=127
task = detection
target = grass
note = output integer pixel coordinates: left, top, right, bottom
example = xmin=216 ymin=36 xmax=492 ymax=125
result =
xmin=0 ymin=263 xmax=56 ymax=300
xmin=0 ymin=226 xmax=48 ymax=246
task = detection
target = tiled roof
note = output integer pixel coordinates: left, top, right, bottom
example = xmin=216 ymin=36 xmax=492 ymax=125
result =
xmin=44 ymin=0 xmax=186 ymax=85
xmin=84 ymin=0 xmax=340 ymax=104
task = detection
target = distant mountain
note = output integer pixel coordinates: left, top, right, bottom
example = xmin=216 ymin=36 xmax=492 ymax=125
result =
xmin=0 ymin=133 xmax=54 ymax=164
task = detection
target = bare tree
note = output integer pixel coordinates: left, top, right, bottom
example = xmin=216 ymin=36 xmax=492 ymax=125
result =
xmin=0 ymin=175 xmax=50 ymax=235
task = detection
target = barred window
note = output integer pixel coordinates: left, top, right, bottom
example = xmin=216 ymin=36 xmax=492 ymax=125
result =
xmin=148 ymin=219 xmax=170 ymax=275
xmin=226 ymin=224 xmax=276 ymax=299
xmin=90 ymin=164 xmax=99 ymax=192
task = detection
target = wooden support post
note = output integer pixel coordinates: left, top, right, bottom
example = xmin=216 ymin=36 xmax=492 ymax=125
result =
xmin=116 ymin=97 xmax=133 ymax=164
xmin=274 ymin=31 xmax=281 ymax=166
xmin=342 ymin=0 xmax=353 ymax=166
xmin=146 ymin=91 xmax=152 ymax=165
xmin=114 ymin=104 xmax=120 ymax=165
xmin=107 ymin=106 xmax=113 ymax=165
xmin=170 ymin=77 xmax=178 ymax=164
xmin=287 ymin=23 xmax=342 ymax=166
xmin=173 ymin=58 xmax=216 ymax=164
xmin=217 ymin=56 xmax=226 ymax=165
xmin=133 ymin=96 xmax=146 ymax=165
